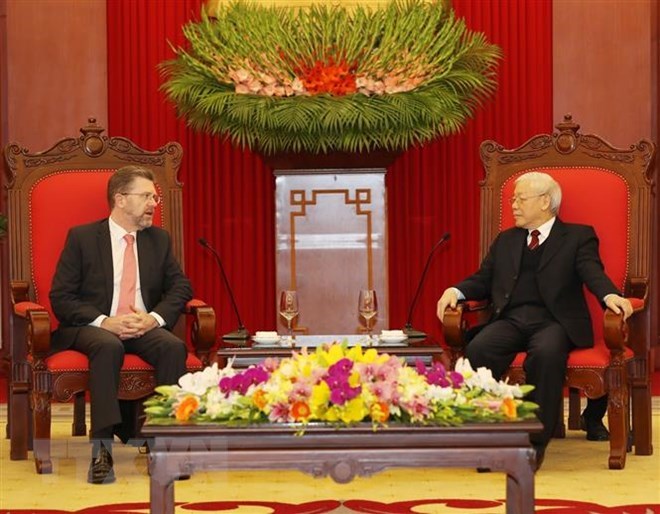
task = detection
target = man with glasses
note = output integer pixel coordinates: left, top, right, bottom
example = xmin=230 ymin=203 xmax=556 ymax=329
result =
xmin=50 ymin=165 xmax=192 ymax=484
xmin=436 ymin=171 xmax=631 ymax=470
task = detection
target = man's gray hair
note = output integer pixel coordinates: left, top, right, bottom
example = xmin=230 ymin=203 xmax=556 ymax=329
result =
xmin=515 ymin=171 xmax=562 ymax=214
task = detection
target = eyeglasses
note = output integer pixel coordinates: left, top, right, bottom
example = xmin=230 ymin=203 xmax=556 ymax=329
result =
xmin=120 ymin=192 xmax=161 ymax=205
xmin=510 ymin=193 xmax=546 ymax=205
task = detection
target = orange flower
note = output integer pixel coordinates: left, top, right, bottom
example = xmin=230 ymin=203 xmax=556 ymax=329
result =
xmin=252 ymin=388 xmax=267 ymax=410
xmin=291 ymin=400 xmax=312 ymax=421
xmin=502 ymin=397 xmax=517 ymax=419
xmin=370 ymin=401 xmax=390 ymax=423
xmin=297 ymin=56 xmax=357 ymax=96
xmin=175 ymin=396 xmax=199 ymax=422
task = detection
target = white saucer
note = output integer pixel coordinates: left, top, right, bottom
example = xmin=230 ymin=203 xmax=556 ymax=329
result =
xmin=252 ymin=336 xmax=281 ymax=345
xmin=378 ymin=335 xmax=408 ymax=345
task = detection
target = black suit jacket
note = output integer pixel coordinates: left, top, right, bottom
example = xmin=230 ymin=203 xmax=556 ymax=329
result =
xmin=49 ymin=219 xmax=192 ymax=351
xmin=455 ymin=218 xmax=620 ymax=347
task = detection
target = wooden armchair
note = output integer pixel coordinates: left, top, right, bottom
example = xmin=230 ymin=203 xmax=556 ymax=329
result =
xmin=4 ymin=119 xmax=216 ymax=473
xmin=442 ymin=115 xmax=655 ymax=469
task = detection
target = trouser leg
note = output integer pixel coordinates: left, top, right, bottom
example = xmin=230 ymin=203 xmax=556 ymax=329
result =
xmin=65 ymin=326 xmax=125 ymax=439
xmin=523 ymin=321 xmax=571 ymax=445
xmin=465 ymin=320 xmax=526 ymax=379
xmin=122 ymin=328 xmax=187 ymax=386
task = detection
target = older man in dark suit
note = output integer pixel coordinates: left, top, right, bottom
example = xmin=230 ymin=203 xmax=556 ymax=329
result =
xmin=50 ymin=165 xmax=192 ymax=484
xmin=436 ymin=171 xmax=632 ymax=470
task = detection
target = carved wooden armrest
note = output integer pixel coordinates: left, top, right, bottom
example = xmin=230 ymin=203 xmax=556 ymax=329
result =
xmin=11 ymin=281 xmax=53 ymax=358
xmin=185 ymin=299 xmax=216 ymax=365
xmin=442 ymin=300 xmax=490 ymax=351
xmin=603 ymin=295 xmax=646 ymax=357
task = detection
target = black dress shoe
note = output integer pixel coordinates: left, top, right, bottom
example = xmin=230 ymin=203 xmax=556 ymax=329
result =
xmin=88 ymin=446 xmax=116 ymax=484
xmin=580 ymin=414 xmax=609 ymax=441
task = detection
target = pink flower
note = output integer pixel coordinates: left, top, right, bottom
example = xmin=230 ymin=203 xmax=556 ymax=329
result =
xmin=268 ymin=402 xmax=291 ymax=423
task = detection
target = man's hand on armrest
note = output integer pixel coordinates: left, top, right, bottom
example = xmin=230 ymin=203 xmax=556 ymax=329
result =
xmin=603 ymin=294 xmax=633 ymax=321
xmin=437 ymin=288 xmax=460 ymax=323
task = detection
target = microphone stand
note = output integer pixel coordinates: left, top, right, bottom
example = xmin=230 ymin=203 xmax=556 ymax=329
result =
xmin=198 ymin=238 xmax=250 ymax=342
xmin=404 ymin=232 xmax=451 ymax=339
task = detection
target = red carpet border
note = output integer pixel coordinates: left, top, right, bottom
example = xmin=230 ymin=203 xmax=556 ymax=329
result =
xmin=1 ymin=499 xmax=658 ymax=513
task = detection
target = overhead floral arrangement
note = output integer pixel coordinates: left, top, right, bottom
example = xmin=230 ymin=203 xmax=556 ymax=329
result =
xmin=145 ymin=343 xmax=537 ymax=430
xmin=161 ymin=0 xmax=501 ymax=155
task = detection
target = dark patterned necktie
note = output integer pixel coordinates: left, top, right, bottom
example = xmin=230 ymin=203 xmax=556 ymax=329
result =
xmin=528 ymin=229 xmax=540 ymax=250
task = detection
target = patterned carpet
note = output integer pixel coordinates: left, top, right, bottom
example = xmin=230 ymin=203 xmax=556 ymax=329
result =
xmin=1 ymin=401 xmax=659 ymax=514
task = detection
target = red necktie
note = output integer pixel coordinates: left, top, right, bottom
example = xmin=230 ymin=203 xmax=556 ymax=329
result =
xmin=117 ymin=234 xmax=136 ymax=315
xmin=528 ymin=229 xmax=540 ymax=250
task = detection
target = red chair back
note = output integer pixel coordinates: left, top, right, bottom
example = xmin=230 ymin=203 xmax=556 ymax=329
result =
xmin=29 ymin=170 xmax=163 ymax=330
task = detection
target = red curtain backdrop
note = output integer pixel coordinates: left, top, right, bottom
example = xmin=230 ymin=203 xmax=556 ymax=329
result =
xmin=106 ymin=0 xmax=552 ymax=344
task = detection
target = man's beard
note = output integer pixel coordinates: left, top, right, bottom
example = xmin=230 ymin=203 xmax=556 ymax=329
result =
xmin=136 ymin=214 xmax=153 ymax=229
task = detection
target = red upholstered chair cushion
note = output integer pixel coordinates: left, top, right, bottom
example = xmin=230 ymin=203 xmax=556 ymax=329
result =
xmin=510 ymin=345 xmax=634 ymax=369
xmin=29 ymin=170 xmax=163 ymax=331
xmin=45 ymin=350 xmax=203 ymax=372
xmin=499 ymin=167 xmax=629 ymax=354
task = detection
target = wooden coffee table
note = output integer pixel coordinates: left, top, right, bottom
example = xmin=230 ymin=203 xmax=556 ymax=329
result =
xmin=216 ymin=334 xmax=449 ymax=368
xmin=143 ymin=421 xmax=541 ymax=514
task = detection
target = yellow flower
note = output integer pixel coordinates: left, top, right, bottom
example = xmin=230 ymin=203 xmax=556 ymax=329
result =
xmin=370 ymin=401 xmax=390 ymax=423
xmin=324 ymin=343 xmax=347 ymax=365
xmin=340 ymin=397 xmax=368 ymax=424
xmin=310 ymin=381 xmax=330 ymax=415
xmin=348 ymin=370 xmax=361 ymax=388
xmin=346 ymin=345 xmax=364 ymax=362
xmin=252 ymin=388 xmax=267 ymax=410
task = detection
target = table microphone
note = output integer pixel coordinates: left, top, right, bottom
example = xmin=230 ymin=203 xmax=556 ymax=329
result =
xmin=198 ymin=238 xmax=250 ymax=342
xmin=403 ymin=232 xmax=451 ymax=339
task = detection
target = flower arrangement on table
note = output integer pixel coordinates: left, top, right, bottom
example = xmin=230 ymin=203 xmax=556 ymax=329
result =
xmin=145 ymin=343 xmax=537 ymax=430
xmin=161 ymin=0 xmax=501 ymax=155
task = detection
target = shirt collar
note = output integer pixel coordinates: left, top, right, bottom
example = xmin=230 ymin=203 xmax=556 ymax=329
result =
xmin=108 ymin=216 xmax=136 ymax=242
xmin=531 ymin=217 xmax=556 ymax=243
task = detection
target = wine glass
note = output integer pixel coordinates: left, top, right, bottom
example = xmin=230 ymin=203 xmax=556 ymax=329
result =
xmin=358 ymin=289 xmax=378 ymax=341
xmin=279 ymin=290 xmax=299 ymax=342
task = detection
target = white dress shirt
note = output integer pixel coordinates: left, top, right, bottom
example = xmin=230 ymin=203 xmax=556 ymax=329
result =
xmin=90 ymin=217 xmax=165 ymax=327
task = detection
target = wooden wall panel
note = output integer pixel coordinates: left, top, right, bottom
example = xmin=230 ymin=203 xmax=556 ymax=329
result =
xmin=553 ymin=0 xmax=658 ymax=368
xmin=4 ymin=0 xmax=107 ymax=150
xmin=553 ymin=0 xmax=653 ymax=145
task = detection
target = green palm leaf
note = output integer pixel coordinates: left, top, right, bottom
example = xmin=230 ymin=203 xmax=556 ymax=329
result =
xmin=161 ymin=0 xmax=501 ymax=155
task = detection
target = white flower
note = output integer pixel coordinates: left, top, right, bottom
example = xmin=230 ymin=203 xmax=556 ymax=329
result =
xmin=177 ymin=361 xmax=235 ymax=396
xmin=426 ymin=384 xmax=455 ymax=403
xmin=455 ymin=357 xmax=500 ymax=392
xmin=205 ymin=388 xmax=243 ymax=420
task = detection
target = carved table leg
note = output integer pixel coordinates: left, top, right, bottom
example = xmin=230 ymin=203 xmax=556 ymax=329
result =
xmin=148 ymin=452 xmax=179 ymax=514
xmin=505 ymin=448 xmax=535 ymax=514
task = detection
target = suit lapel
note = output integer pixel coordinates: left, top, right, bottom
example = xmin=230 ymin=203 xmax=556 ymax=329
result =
xmin=538 ymin=218 xmax=567 ymax=271
xmin=509 ymin=229 xmax=526 ymax=273
xmin=98 ymin=220 xmax=114 ymax=311
xmin=136 ymin=230 xmax=153 ymax=309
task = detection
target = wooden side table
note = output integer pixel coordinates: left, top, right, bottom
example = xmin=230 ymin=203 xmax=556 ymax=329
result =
xmin=143 ymin=421 xmax=542 ymax=514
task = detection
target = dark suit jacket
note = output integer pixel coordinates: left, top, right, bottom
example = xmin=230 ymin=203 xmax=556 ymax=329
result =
xmin=455 ymin=218 xmax=619 ymax=347
xmin=49 ymin=219 xmax=193 ymax=351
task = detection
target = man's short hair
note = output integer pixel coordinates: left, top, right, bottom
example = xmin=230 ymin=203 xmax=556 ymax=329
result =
xmin=515 ymin=171 xmax=562 ymax=215
xmin=107 ymin=165 xmax=156 ymax=208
